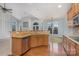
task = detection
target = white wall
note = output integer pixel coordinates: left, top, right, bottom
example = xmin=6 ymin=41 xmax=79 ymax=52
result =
xmin=0 ymin=10 xmax=10 ymax=39
xmin=20 ymin=16 xmax=43 ymax=31
xmin=1 ymin=3 xmax=71 ymax=20
xmin=0 ymin=10 xmax=18 ymax=39
xmin=0 ymin=9 xmax=74 ymax=39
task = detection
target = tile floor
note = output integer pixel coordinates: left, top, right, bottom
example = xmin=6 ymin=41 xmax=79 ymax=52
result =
xmin=0 ymin=38 xmax=12 ymax=56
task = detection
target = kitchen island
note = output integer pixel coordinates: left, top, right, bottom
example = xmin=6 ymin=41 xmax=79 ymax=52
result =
xmin=63 ymin=35 xmax=79 ymax=56
xmin=12 ymin=31 xmax=49 ymax=56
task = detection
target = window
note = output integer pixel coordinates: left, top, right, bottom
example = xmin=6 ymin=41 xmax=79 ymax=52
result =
xmin=53 ymin=27 xmax=58 ymax=34
xmin=23 ymin=22 xmax=28 ymax=27
xmin=33 ymin=22 xmax=39 ymax=31
xmin=10 ymin=22 xmax=16 ymax=32
xmin=12 ymin=25 xmax=16 ymax=31
xmin=33 ymin=22 xmax=38 ymax=25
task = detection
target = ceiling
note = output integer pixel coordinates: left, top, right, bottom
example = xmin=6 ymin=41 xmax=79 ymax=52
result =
xmin=0 ymin=3 xmax=71 ymax=20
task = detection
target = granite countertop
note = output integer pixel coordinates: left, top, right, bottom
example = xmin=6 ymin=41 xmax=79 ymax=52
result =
xmin=12 ymin=31 xmax=49 ymax=39
xmin=64 ymin=35 xmax=79 ymax=45
xmin=12 ymin=32 xmax=31 ymax=39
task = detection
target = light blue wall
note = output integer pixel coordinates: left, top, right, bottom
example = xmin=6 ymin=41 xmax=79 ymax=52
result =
xmin=54 ymin=17 xmax=74 ymax=37
xmin=42 ymin=17 xmax=73 ymax=37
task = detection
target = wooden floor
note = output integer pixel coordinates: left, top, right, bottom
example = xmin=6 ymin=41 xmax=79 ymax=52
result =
xmin=23 ymin=46 xmax=49 ymax=56
xmin=22 ymin=36 xmax=67 ymax=56
xmin=23 ymin=43 xmax=67 ymax=56
xmin=0 ymin=36 xmax=67 ymax=56
xmin=51 ymin=43 xmax=67 ymax=56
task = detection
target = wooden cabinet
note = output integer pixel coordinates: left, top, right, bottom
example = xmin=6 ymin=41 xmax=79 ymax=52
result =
xmin=67 ymin=3 xmax=79 ymax=27
xmin=12 ymin=32 xmax=49 ymax=56
xmin=37 ymin=35 xmax=42 ymax=46
xmin=12 ymin=37 xmax=29 ymax=56
xmin=12 ymin=38 xmax=22 ymax=56
xmin=66 ymin=38 xmax=71 ymax=55
xmin=76 ymin=44 xmax=79 ymax=55
xmin=74 ymin=4 xmax=78 ymax=14
xmin=69 ymin=40 xmax=76 ymax=56
xmin=22 ymin=37 xmax=30 ymax=53
xmin=63 ymin=36 xmax=67 ymax=50
xmin=29 ymin=35 xmax=38 ymax=48
xmin=43 ymin=35 xmax=48 ymax=45
xmin=77 ymin=4 xmax=79 ymax=12
xmin=63 ymin=36 xmax=71 ymax=55
xmin=63 ymin=35 xmax=77 ymax=56
xmin=29 ymin=35 xmax=48 ymax=48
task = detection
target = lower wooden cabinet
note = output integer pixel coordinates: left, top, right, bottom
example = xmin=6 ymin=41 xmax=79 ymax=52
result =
xmin=12 ymin=34 xmax=49 ymax=56
xmin=22 ymin=37 xmax=29 ymax=53
xmin=12 ymin=37 xmax=30 ymax=56
xmin=29 ymin=35 xmax=38 ymax=48
xmin=66 ymin=39 xmax=71 ymax=55
xmin=69 ymin=40 xmax=76 ymax=56
xmin=63 ymin=35 xmax=77 ymax=56
xmin=76 ymin=45 xmax=79 ymax=55
xmin=29 ymin=35 xmax=48 ymax=48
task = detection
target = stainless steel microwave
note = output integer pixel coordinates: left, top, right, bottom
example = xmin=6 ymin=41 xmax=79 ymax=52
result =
xmin=73 ymin=15 xmax=79 ymax=26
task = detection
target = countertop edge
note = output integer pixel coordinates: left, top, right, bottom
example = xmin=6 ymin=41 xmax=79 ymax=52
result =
xmin=12 ymin=34 xmax=49 ymax=39
xmin=63 ymin=35 xmax=79 ymax=45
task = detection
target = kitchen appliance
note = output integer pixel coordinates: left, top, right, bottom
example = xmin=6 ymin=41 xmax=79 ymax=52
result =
xmin=73 ymin=15 xmax=79 ymax=26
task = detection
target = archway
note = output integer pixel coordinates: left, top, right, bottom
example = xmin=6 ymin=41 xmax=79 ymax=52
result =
xmin=33 ymin=22 xmax=39 ymax=31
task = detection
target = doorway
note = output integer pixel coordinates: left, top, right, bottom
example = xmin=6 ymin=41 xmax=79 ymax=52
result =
xmin=53 ymin=27 xmax=58 ymax=34
xmin=33 ymin=22 xmax=39 ymax=31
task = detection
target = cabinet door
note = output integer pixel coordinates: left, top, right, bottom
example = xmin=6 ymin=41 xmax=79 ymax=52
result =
xmin=37 ymin=35 xmax=43 ymax=46
xmin=74 ymin=4 xmax=78 ymax=15
xmin=29 ymin=35 xmax=38 ymax=48
xmin=69 ymin=40 xmax=76 ymax=56
xmin=64 ymin=37 xmax=67 ymax=50
xmin=78 ymin=4 xmax=79 ymax=13
xmin=22 ymin=38 xmax=27 ymax=53
xmin=76 ymin=44 xmax=79 ymax=55
xmin=26 ymin=37 xmax=30 ymax=50
xmin=67 ymin=3 xmax=79 ymax=28
xmin=70 ymin=5 xmax=73 ymax=18
xmin=43 ymin=35 xmax=48 ymax=45
xmin=66 ymin=39 xmax=70 ymax=55
xmin=12 ymin=38 xmax=22 ymax=55
xmin=22 ymin=37 xmax=29 ymax=54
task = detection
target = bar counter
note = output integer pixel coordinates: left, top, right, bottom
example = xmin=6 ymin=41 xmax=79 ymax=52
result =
xmin=12 ymin=31 xmax=49 ymax=56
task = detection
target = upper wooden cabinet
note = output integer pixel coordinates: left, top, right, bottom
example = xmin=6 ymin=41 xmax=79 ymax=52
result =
xmin=67 ymin=3 xmax=79 ymax=27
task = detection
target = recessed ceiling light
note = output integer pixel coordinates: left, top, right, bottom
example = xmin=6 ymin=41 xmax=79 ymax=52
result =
xmin=58 ymin=5 xmax=62 ymax=8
